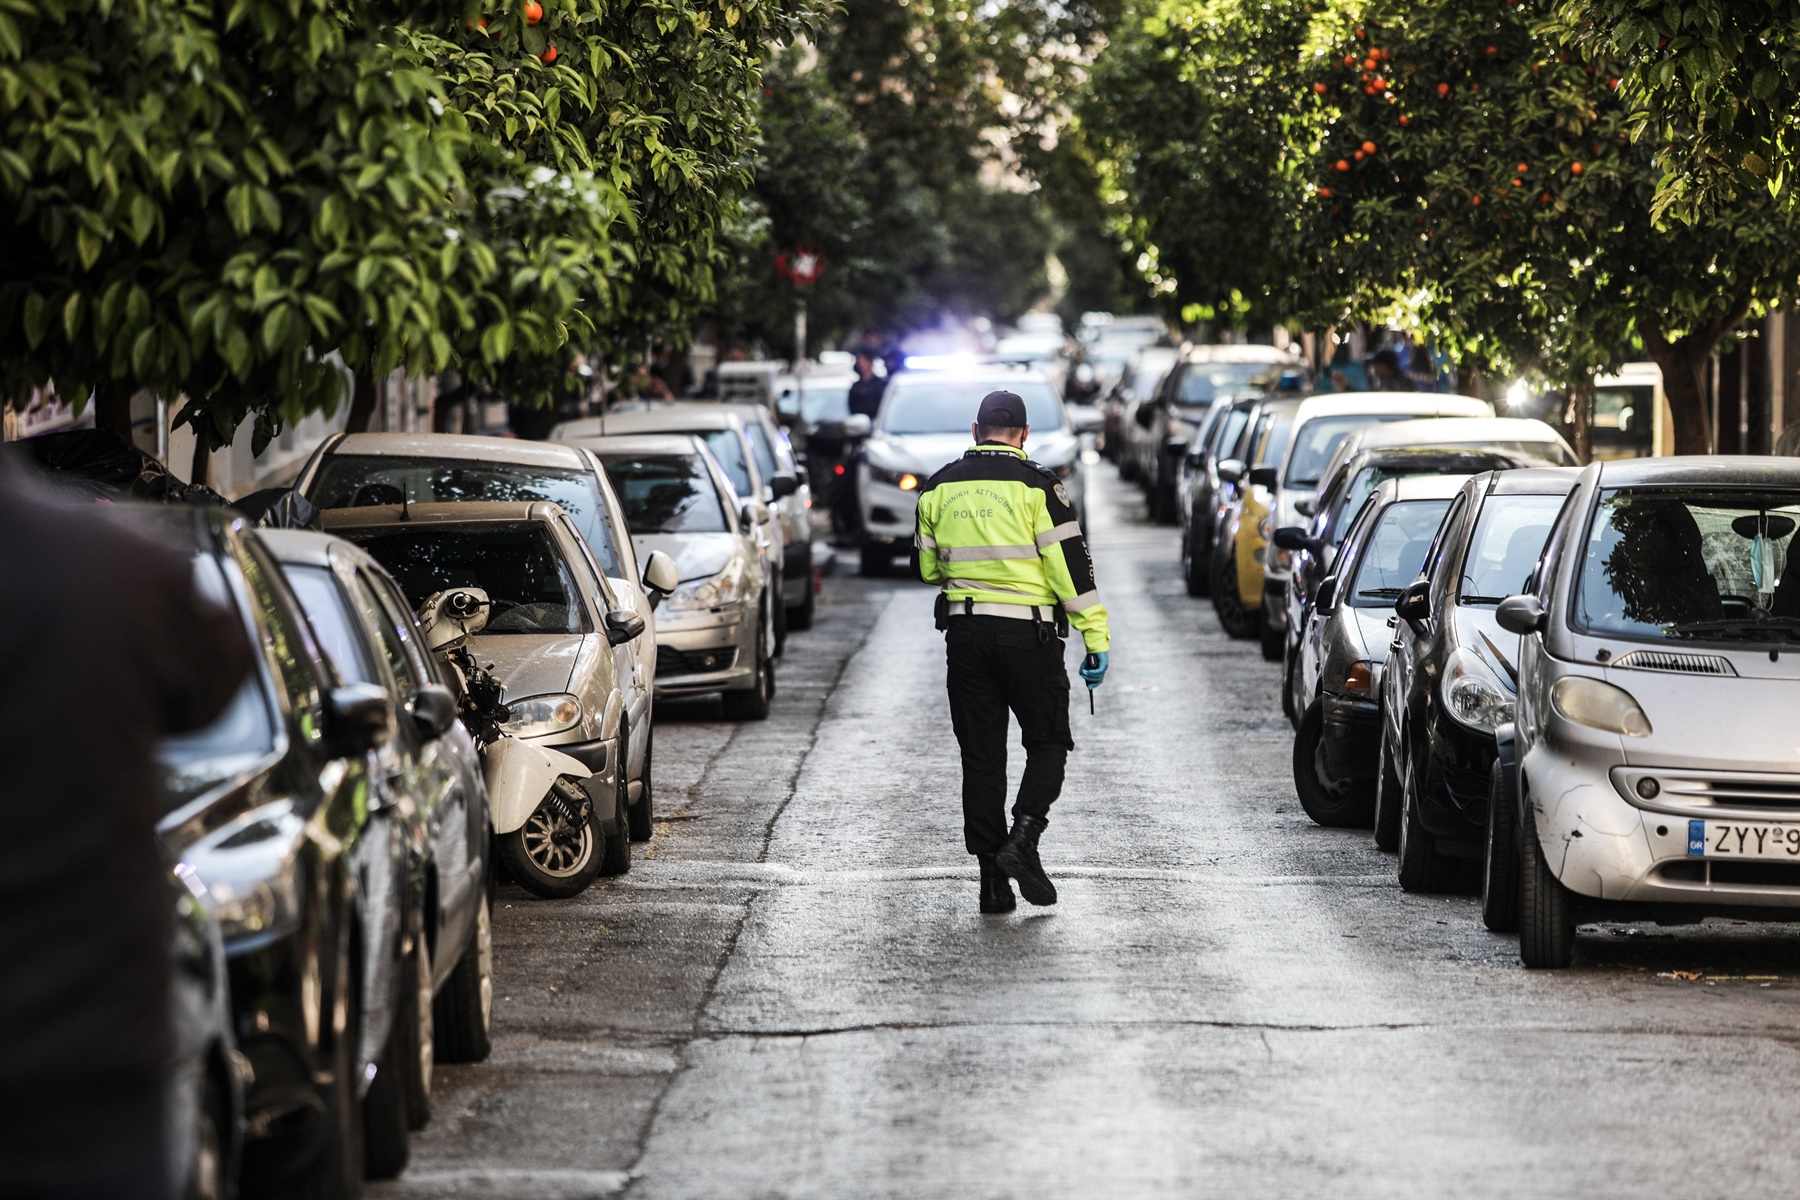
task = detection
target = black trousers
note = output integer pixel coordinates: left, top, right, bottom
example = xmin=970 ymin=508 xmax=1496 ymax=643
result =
xmin=944 ymin=616 xmax=1074 ymax=855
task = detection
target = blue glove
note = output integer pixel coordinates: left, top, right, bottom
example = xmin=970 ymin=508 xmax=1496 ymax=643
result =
xmin=1080 ymin=651 xmax=1109 ymax=689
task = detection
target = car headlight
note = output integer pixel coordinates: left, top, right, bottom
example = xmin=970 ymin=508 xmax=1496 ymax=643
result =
xmin=1551 ymin=675 xmax=1652 ymax=737
xmin=667 ymin=572 xmax=742 ymax=612
xmin=1442 ymin=647 xmax=1514 ymax=733
xmin=502 ymin=693 xmax=582 ymax=738
xmin=187 ymin=800 xmax=305 ymax=947
xmin=867 ymin=464 xmax=920 ymax=491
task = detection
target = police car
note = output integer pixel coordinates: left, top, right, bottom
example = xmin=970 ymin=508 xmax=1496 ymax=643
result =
xmin=853 ymin=367 xmax=1083 ymax=575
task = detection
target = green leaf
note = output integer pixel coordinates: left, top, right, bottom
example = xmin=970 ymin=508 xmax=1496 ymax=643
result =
xmin=21 ymin=292 xmax=49 ymax=348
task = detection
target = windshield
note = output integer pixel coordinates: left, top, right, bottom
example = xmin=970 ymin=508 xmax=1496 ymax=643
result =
xmin=601 ymin=454 xmax=730 ymax=533
xmin=1349 ymin=499 xmax=1455 ymax=607
xmin=1284 ymin=414 xmax=1420 ymax=487
xmin=309 ymin=454 xmax=622 ymax=577
xmin=345 ymin=525 xmax=588 ymax=635
xmin=881 ymin=380 xmax=1065 ymax=434
xmin=789 ymin=381 xmax=851 ymax=423
xmin=1575 ymin=488 xmax=1800 ymax=644
xmin=1459 ymin=493 xmax=1567 ymax=603
xmin=157 ymin=553 xmax=277 ymax=808
xmin=699 ymin=430 xmax=754 ymax=498
xmin=1335 ymin=461 xmax=1494 ymax=546
xmin=1255 ymin=415 xmax=1295 ymax=467
xmin=1173 ymin=362 xmax=1278 ymax=407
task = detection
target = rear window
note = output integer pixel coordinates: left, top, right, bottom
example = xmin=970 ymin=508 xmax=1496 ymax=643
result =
xmin=345 ymin=525 xmax=587 ymax=635
xmin=600 ymin=454 xmax=730 ymax=534
xmin=1348 ymin=499 xmax=1455 ymax=607
xmin=1284 ymin=414 xmax=1419 ymax=487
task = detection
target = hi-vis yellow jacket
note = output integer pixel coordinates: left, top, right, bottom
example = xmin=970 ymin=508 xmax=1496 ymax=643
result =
xmin=914 ymin=444 xmax=1111 ymax=652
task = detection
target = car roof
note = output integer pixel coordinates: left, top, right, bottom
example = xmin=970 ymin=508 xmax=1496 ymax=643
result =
xmin=1593 ymin=456 xmax=1800 ymax=487
xmin=328 ymin=432 xmax=592 ymax=470
xmin=553 ymin=407 xmax=744 ymax=439
xmin=564 ymin=433 xmax=711 ymax=457
xmin=1292 ymin=392 xmax=1493 ymax=421
xmin=1486 ymin=466 xmax=1583 ymax=495
xmin=1386 ymin=472 xmax=1474 ymax=502
xmin=320 ymin=501 xmax=562 ymax=531
xmin=1350 ymin=416 xmax=1568 ymax=448
xmin=255 ymin=527 xmax=340 ymax=567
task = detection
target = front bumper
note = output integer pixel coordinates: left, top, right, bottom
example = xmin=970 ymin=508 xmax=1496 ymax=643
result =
xmin=1418 ymin=710 xmax=1500 ymax=839
xmin=652 ymin=610 xmax=756 ymax=696
xmin=1525 ymin=738 xmax=1800 ymax=912
xmin=859 ymin=477 xmax=918 ymax=544
xmin=1321 ymin=691 xmax=1381 ymax=780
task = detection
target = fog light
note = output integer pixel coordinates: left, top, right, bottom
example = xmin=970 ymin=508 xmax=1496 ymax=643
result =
xmin=1636 ymin=777 xmax=1660 ymax=800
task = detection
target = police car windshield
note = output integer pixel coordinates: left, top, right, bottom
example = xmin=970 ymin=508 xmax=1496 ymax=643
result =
xmin=880 ymin=380 xmax=1064 ymax=434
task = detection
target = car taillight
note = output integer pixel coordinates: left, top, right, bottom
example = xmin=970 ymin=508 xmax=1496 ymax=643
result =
xmin=834 ymin=464 xmax=845 ymax=476
xmin=1345 ymin=662 xmax=1374 ymax=695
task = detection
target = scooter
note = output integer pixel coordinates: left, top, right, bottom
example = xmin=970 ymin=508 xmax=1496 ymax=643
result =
xmin=417 ymin=587 xmax=606 ymax=899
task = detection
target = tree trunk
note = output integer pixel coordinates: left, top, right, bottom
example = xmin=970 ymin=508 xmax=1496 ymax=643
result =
xmin=1566 ymin=385 xmax=1594 ymax=464
xmin=190 ymin=438 xmax=212 ymax=488
xmin=1646 ymin=341 xmax=1714 ymax=455
xmin=94 ymin=382 xmax=133 ymax=441
xmin=346 ymin=368 xmax=380 ymax=433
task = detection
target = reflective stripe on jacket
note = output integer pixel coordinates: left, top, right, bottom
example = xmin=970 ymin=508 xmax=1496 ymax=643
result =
xmin=914 ymin=443 xmax=1111 ymax=652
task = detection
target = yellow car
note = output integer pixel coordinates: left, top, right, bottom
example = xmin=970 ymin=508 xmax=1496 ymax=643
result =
xmin=1210 ymin=398 xmax=1300 ymax=639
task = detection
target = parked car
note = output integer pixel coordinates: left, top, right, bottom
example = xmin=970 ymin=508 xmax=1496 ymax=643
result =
xmin=1106 ymin=345 xmax=1178 ymax=468
xmin=297 ymin=432 xmax=665 ymax=821
xmin=553 ymin=407 xmax=791 ymax=644
xmin=853 ymin=366 xmax=1081 ymax=575
xmin=1289 ymin=474 xmax=1466 ymax=828
xmin=323 ymin=502 xmax=644 ymax=883
xmin=259 ymin=529 xmax=499 ymax=1081
xmin=1318 ymin=416 xmax=1577 ymax=488
xmin=1489 ymin=458 xmax=1800 ymax=967
xmin=150 ymin=505 xmax=416 ymax=1194
xmin=161 ymin=862 xmax=244 ymax=1200
xmin=775 ymin=368 xmax=860 ymax=528
xmin=1209 ymin=397 xmax=1302 ymax=639
xmin=1378 ymin=468 xmax=1583 ymax=884
xmin=1135 ymin=344 xmax=1303 ymax=523
xmin=716 ymin=401 xmax=816 ymax=630
xmin=1177 ymin=396 xmax=1258 ymax=597
xmin=1257 ymin=393 xmax=1494 ymax=661
xmin=586 ymin=435 xmax=779 ymax=719
xmin=1275 ymin=446 xmax=1529 ymax=721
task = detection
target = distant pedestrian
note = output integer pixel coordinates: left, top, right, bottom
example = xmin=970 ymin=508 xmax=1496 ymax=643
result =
xmin=0 ymin=466 xmax=252 ymax=1199
xmin=915 ymin=391 xmax=1111 ymax=912
xmin=846 ymin=349 xmax=886 ymax=420
xmin=1370 ymin=348 xmax=1417 ymax=391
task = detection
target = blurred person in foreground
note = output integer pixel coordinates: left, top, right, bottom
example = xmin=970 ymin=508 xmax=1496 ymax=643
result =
xmin=0 ymin=464 xmax=252 ymax=1199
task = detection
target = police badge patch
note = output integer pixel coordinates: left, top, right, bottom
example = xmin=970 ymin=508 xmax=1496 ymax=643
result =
xmin=1054 ymin=482 xmax=1072 ymax=508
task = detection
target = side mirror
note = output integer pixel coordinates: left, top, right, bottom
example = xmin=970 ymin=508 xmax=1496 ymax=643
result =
xmin=604 ymin=607 xmax=648 ymax=646
xmin=408 ymin=684 xmax=459 ymax=740
xmin=1272 ymin=526 xmax=1311 ymax=553
xmin=325 ymin=683 xmax=393 ymax=757
xmin=1496 ymin=593 xmax=1547 ymax=635
xmin=769 ymin=474 xmax=799 ymax=500
xmin=842 ymin=414 xmax=873 ymax=439
xmin=1295 ymin=496 xmax=1318 ymax=518
xmin=642 ymin=549 xmax=680 ymax=597
xmin=742 ymin=501 xmax=771 ymax=528
xmin=1394 ymin=578 xmax=1432 ymax=624
xmin=1133 ymin=403 xmax=1158 ymax=429
xmin=1216 ymin=458 xmax=1247 ymax=485
xmin=1248 ymin=465 xmax=1278 ymax=490
xmin=1315 ymin=575 xmax=1338 ymax=611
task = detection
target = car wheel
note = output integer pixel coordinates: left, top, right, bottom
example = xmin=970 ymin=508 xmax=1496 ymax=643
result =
xmin=721 ymin=612 xmax=773 ymax=721
xmin=1519 ymin=793 xmax=1579 ymax=968
xmin=362 ymin=998 xmax=411 ymax=1180
xmin=1397 ymin=740 xmax=1454 ymax=892
xmin=401 ymin=908 xmax=433 ymax=1129
xmin=1292 ymin=701 xmax=1375 ymax=828
xmin=858 ymin=538 xmax=890 ymax=577
xmin=1481 ymin=760 xmax=1521 ymax=933
xmin=1259 ymin=608 xmax=1284 ymax=662
xmin=1182 ymin=525 xmax=1210 ymax=597
xmin=285 ymin=943 xmax=362 ymax=1200
xmin=433 ymin=892 xmax=492 ymax=1064
xmin=1373 ymin=725 xmax=1402 ymax=852
xmin=787 ymin=581 xmax=816 ymax=632
xmin=499 ymin=778 xmax=603 ymax=899
xmin=628 ymin=725 xmax=655 ymax=842
xmin=598 ymin=737 xmax=632 ymax=877
xmin=1210 ymin=552 xmax=1258 ymax=639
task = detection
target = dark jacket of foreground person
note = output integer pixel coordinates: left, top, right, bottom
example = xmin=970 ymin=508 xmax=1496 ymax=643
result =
xmin=0 ymin=465 xmax=251 ymax=1193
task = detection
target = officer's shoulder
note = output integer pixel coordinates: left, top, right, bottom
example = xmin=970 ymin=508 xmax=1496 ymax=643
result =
xmin=1022 ymin=458 xmax=1060 ymax=483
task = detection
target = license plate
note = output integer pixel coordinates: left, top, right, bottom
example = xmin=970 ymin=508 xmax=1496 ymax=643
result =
xmin=1688 ymin=819 xmax=1800 ymax=859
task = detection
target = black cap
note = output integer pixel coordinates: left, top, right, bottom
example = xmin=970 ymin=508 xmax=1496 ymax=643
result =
xmin=976 ymin=390 xmax=1028 ymax=428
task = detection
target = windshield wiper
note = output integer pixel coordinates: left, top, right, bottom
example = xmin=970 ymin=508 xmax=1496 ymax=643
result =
xmin=1359 ymin=587 xmax=1404 ymax=599
xmin=1459 ymin=595 xmax=1510 ymax=605
xmin=1668 ymin=617 xmax=1800 ymax=637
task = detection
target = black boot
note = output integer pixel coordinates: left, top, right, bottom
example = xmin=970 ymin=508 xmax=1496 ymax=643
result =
xmin=978 ymin=854 xmax=1016 ymax=914
xmin=996 ymin=814 xmax=1057 ymax=907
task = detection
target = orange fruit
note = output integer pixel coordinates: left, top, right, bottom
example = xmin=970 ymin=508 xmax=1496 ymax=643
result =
xmin=1362 ymin=140 xmax=1377 ymax=154
xmin=1335 ymin=159 xmax=1351 ymax=172
xmin=1436 ymin=82 xmax=1450 ymax=96
xmin=541 ymin=43 xmax=558 ymax=62
xmin=1570 ymin=161 xmax=1583 ymax=174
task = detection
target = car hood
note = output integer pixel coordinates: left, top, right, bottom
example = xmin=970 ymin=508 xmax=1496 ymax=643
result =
xmin=631 ymin=532 xmax=738 ymax=582
xmin=474 ymin=634 xmax=581 ymax=700
xmin=1345 ymin=606 xmax=1391 ymax=661
xmin=867 ymin=433 xmax=968 ymax=476
xmin=1451 ymin=604 xmax=1519 ymax=688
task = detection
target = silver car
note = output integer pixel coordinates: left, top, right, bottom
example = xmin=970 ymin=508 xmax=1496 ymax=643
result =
xmin=585 ymin=435 xmax=778 ymax=720
xmin=1492 ymin=457 xmax=1800 ymax=967
xmin=296 ymin=432 xmax=670 ymax=826
xmin=323 ymin=502 xmax=646 ymax=875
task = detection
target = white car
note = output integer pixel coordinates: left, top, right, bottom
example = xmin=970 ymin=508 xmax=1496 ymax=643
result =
xmin=853 ymin=367 xmax=1083 ymax=575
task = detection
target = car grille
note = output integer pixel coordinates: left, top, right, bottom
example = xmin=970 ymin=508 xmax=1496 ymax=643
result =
xmin=1612 ymin=649 xmax=1737 ymax=677
xmin=1616 ymin=768 xmax=1800 ymax=819
xmin=656 ymin=647 xmax=738 ymax=677
xmin=1656 ymin=860 xmax=1800 ymax=889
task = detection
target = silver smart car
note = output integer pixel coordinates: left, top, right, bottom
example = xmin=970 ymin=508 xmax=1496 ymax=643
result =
xmin=1492 ymin=457 xmax=1800 ymax=967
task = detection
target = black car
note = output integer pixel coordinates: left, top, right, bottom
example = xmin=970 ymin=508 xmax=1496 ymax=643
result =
xmin=1138 ymin=349 xmax=1295 ymax=523
xmin=1377 ymin=468 xmax=1581 ymax=889
xmin=1275 ymin=446 xmax=1526 ymax=724
xmin=1176 ymin=396 xmax=1258 ymax=597
xmin=152 ymin=506 xmax=416 ymax=1196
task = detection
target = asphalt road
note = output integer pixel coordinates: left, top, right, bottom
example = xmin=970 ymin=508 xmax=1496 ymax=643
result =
xmin=377 ymin=468 xmax=1800 ymax=1200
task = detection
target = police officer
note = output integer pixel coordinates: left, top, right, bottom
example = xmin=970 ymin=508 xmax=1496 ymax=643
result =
xmin=915 ymin=390 xmax=1110 ymax=912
